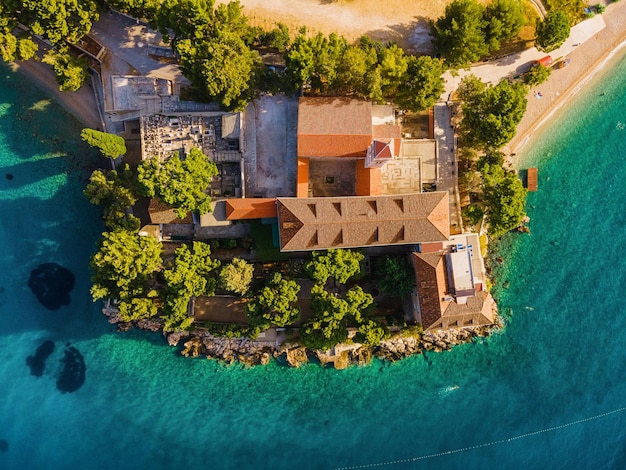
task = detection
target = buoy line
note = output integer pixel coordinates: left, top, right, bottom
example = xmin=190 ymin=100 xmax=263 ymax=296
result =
xmin=333 ymin=406 xmax=626 ymax=470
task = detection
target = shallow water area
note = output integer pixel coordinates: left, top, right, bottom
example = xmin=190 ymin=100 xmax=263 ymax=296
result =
xmin=1 ymin=52 xmax=626 ymax=469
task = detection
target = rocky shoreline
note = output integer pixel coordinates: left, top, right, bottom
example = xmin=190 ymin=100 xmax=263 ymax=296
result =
xmin=103 ymin=304 xmax=502 ymax=369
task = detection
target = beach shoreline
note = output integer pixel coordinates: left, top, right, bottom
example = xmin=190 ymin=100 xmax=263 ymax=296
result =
xmin=506 ymin=2 xmax=626 ymax=155
xmin=9 ymin=57 xmax=102 ymax=130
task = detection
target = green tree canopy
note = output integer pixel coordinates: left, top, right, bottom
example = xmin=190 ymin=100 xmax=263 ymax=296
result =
xmin=376 ymin=256 xmax=415 ymax=297
xmin=432 ymin=0 xmax=489 ymax=69
xmin=459 ymin=77 xmax=528 ymax=149
xmin=163 ymin=242 xmax=220 ymax=298
xmin=524 ymin=63 xmax=551 ymax=86
xmin=395 ymin=55 xmax=445 ymax=112
xmin=484 ymin=0 xmax=525 ymax=52
xmin=117 ymin=295 xmax=159 ymax=322
xmin=42 ymin=47 xmax=89 ymax=92
xmin=137 ymin=147 xmax=218 ymax=218
xmin=300 ymin=285 xmax=374 ymax=350
xmin=160 ymin=241 xmax=220 ymax=332
xmin=84 ymin=165 xmax=140 ymax=230
xmin=81 ymin=128 xmax=127 ymax=160
xmin=304 ymin=249 xmax=364 ymax=285
xmin=220 ymin=258 xmax=254 ymax=295
xmin=536 ymin=10 xmax=571 ymax=52
xmin=90 ymin=230 xmax=163 ymax=301
xmin=481 ymin=166 xmax=527 ymax=237
xmin=21 ymin=0 xmax=99 ymax=45
xmin=354 ymin=320 xmax=387 ymax=346
xmin=246 ymin=273 xmax=301 ymax=328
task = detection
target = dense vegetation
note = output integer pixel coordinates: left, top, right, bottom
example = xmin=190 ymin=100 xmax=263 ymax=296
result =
xmin=0 ymin=0 xmax=99 ymax=90
xmin=137 ymin=147 xmax=218 ymax=218
xmin=535 ymin=10 xmax=571 ymax=52
xmin=431 ymin=0 xmax=525 ymax=69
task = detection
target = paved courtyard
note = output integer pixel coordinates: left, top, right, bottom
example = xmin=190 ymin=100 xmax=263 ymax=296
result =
xmin=243 ymin=95 xmax=298 ymax=198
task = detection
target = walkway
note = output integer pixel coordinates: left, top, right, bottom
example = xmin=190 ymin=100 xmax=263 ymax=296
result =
xmin=432 ymin=14 xmax=607 ymax=234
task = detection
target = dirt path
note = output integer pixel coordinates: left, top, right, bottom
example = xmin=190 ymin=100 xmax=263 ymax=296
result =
xmin=217 ymin=0 xmax=454 ymax=51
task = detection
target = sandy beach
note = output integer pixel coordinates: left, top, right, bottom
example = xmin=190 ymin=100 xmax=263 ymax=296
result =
xmin=9 ymin=47 xmax=102 ymax=130
xmin=507 ymin=2 xmax=626 ymax=154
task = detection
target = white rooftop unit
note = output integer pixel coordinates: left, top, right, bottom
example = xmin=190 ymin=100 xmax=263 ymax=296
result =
xmin=446 ymin=249 xmax=475 ymax=301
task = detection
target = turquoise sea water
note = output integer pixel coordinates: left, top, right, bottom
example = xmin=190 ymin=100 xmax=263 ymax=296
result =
xmin=1 ymin=52 xmax=626 ymax=469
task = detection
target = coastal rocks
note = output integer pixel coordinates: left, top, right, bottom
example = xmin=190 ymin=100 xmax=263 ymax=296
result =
xmin=283 ymin=346 xmax=309 ymax=368
xmin=56 ymin=345 xmax=86 ymax=393
xmin=376 ymin=335 xmax=422 ymax=361
xmin=28 ymin=263 xmax=75 ymax=310
xmin=26 ymin=340 xmax=55 ymax=377
xmin=167 ymin=331 xmax=190 ymax=346
xmin=135 ymin=319 xmax=162 ymax=332
xmin=181 ymin=334 xmax=277 ymax=366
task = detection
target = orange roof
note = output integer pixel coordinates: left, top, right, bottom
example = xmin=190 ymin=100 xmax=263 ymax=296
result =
xmin=298 ymin=134 xmax=372 ymax=158
xmin=298 ymin=97 xmax=374 ymax=158
xmin=225 ymin=198 xmax=277 ymax=220
xmin=297 ymin=157 xmax=310 ymax=198
xmin=356 ymin=159 xmax=382 ymax=196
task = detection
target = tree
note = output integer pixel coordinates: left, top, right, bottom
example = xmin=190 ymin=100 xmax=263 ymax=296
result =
xmin=481 ymin=166 xmax=527 ymax=237
xmin=377 ymin=43 xmax=408 ymax=98
xmin=117 ymin=296 xmax=159 ymax=322
xmin=354 ymin=320 xmax=387 ymax=346
xmin=304 ymin=249 xmax=364 ymax=285
xmin=300 ymin=285 xmax=374 ymax=350
xmin=246 ymin=273 xmax=301 ymax=328
xmin=84 ymin=165 xmax=140 ymax=230
xmin=21 ymin=0 xmax=99 ymax=45
xmin=90 ymin=230 xmax=163 ymax=301
xmin=81 ymin=128 xmax=127 ymax=160
xmin=163 ymin=242 xmax=220 ymax=298
xmin=376 ymin=256 xmax=415 ymax=297
xmin=484 ymin=0 xmax=525 ymax=52
xmin=332 ymin=45 xmax=377 ymax=96
xmin=431 ymin=0 xmax=489 ymax=69
xmin=220 ymin=258 xmax=254 ymax=295
xmin=536 ymin=10 xmax=571 ymax=52
xmin=524 ymin=63 xmax=551 ymax=86
xmin=137 ymin=147 xmax=218 ymax=218
xmin=395 ymin=55 xmax=445 ymax=112
xmin=42 ymin=47 xmax=89 ymax=92
xmin=160 ymin=242 xmax=220 ymax=331
xmin=459 ymin=78 xmax=527 ymax=149
xmin=175 ymin=33 xmax=261 ymax=110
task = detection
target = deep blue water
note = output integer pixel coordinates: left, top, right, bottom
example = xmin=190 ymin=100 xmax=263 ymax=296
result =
xmin=1 ymin=51 xmax=626 ymax=469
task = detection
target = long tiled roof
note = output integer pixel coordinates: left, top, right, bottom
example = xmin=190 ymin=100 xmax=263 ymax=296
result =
xmin=297 ymin=97 xmax=373 ymax=158
xmin=412 ymin=252 xmax=496 ymax=331
xmin=276 ymin=192 xmax=449 ymax=252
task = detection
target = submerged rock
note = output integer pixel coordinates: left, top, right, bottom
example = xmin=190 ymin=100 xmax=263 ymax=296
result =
xmin=56 ymin=346 xmax=86 ymax=393
xmin=0 ymin=439 xmax=8 ymax=452
xmin=28 ymin=263 xmax=75 ymax=310
xmin=26 ymin=340 xmax=55 ymax=377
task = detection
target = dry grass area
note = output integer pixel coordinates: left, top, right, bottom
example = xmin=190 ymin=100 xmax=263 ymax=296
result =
xmin=217 ymin=0 xmax=457 ymax=51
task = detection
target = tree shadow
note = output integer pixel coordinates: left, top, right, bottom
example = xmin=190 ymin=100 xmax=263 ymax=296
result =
xmin=364 ymin=16 xmax=434 ymax=55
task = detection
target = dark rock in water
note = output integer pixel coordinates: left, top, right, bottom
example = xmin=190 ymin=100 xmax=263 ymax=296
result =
xmin=26 ymin=340 xmax=55 ymax=377
xmin=56 ymin=346 xmax=86 ymax=393
xmin=28 ymin=263 xmax=75 ymax=310
xmin=0 ymin=439 xmax=8 ymax=452
xmin=5 ymin=173 xmax=13 ymax=180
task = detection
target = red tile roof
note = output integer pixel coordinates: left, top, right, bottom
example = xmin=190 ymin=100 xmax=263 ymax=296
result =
xmin=277 ymin=192 xmax=449 ymax=251
xmin=298 ymin=97 xmax=374 ymax=158
xmin=225 ymin=198 xmax=277 ymax=220
xmin=356 ymin=159 xmax=382 ymax=196
xmin=297 ymin=157 xmax=310 ymax=198
xmin=412 ymin=252 xmax=496 ymax=331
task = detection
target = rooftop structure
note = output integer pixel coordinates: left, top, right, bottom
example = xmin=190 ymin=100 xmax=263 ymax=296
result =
xmin=276 ymin=192 xmax=449 ymax=252
xmin=225 ymin=198 xmax=277 ymax=220
xmin=411 ymin=235 xmax=495 ymax=331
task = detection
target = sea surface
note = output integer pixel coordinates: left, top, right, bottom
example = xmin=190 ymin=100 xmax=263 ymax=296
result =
xmin=1 ymin=52 xmax=626 ymax=469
